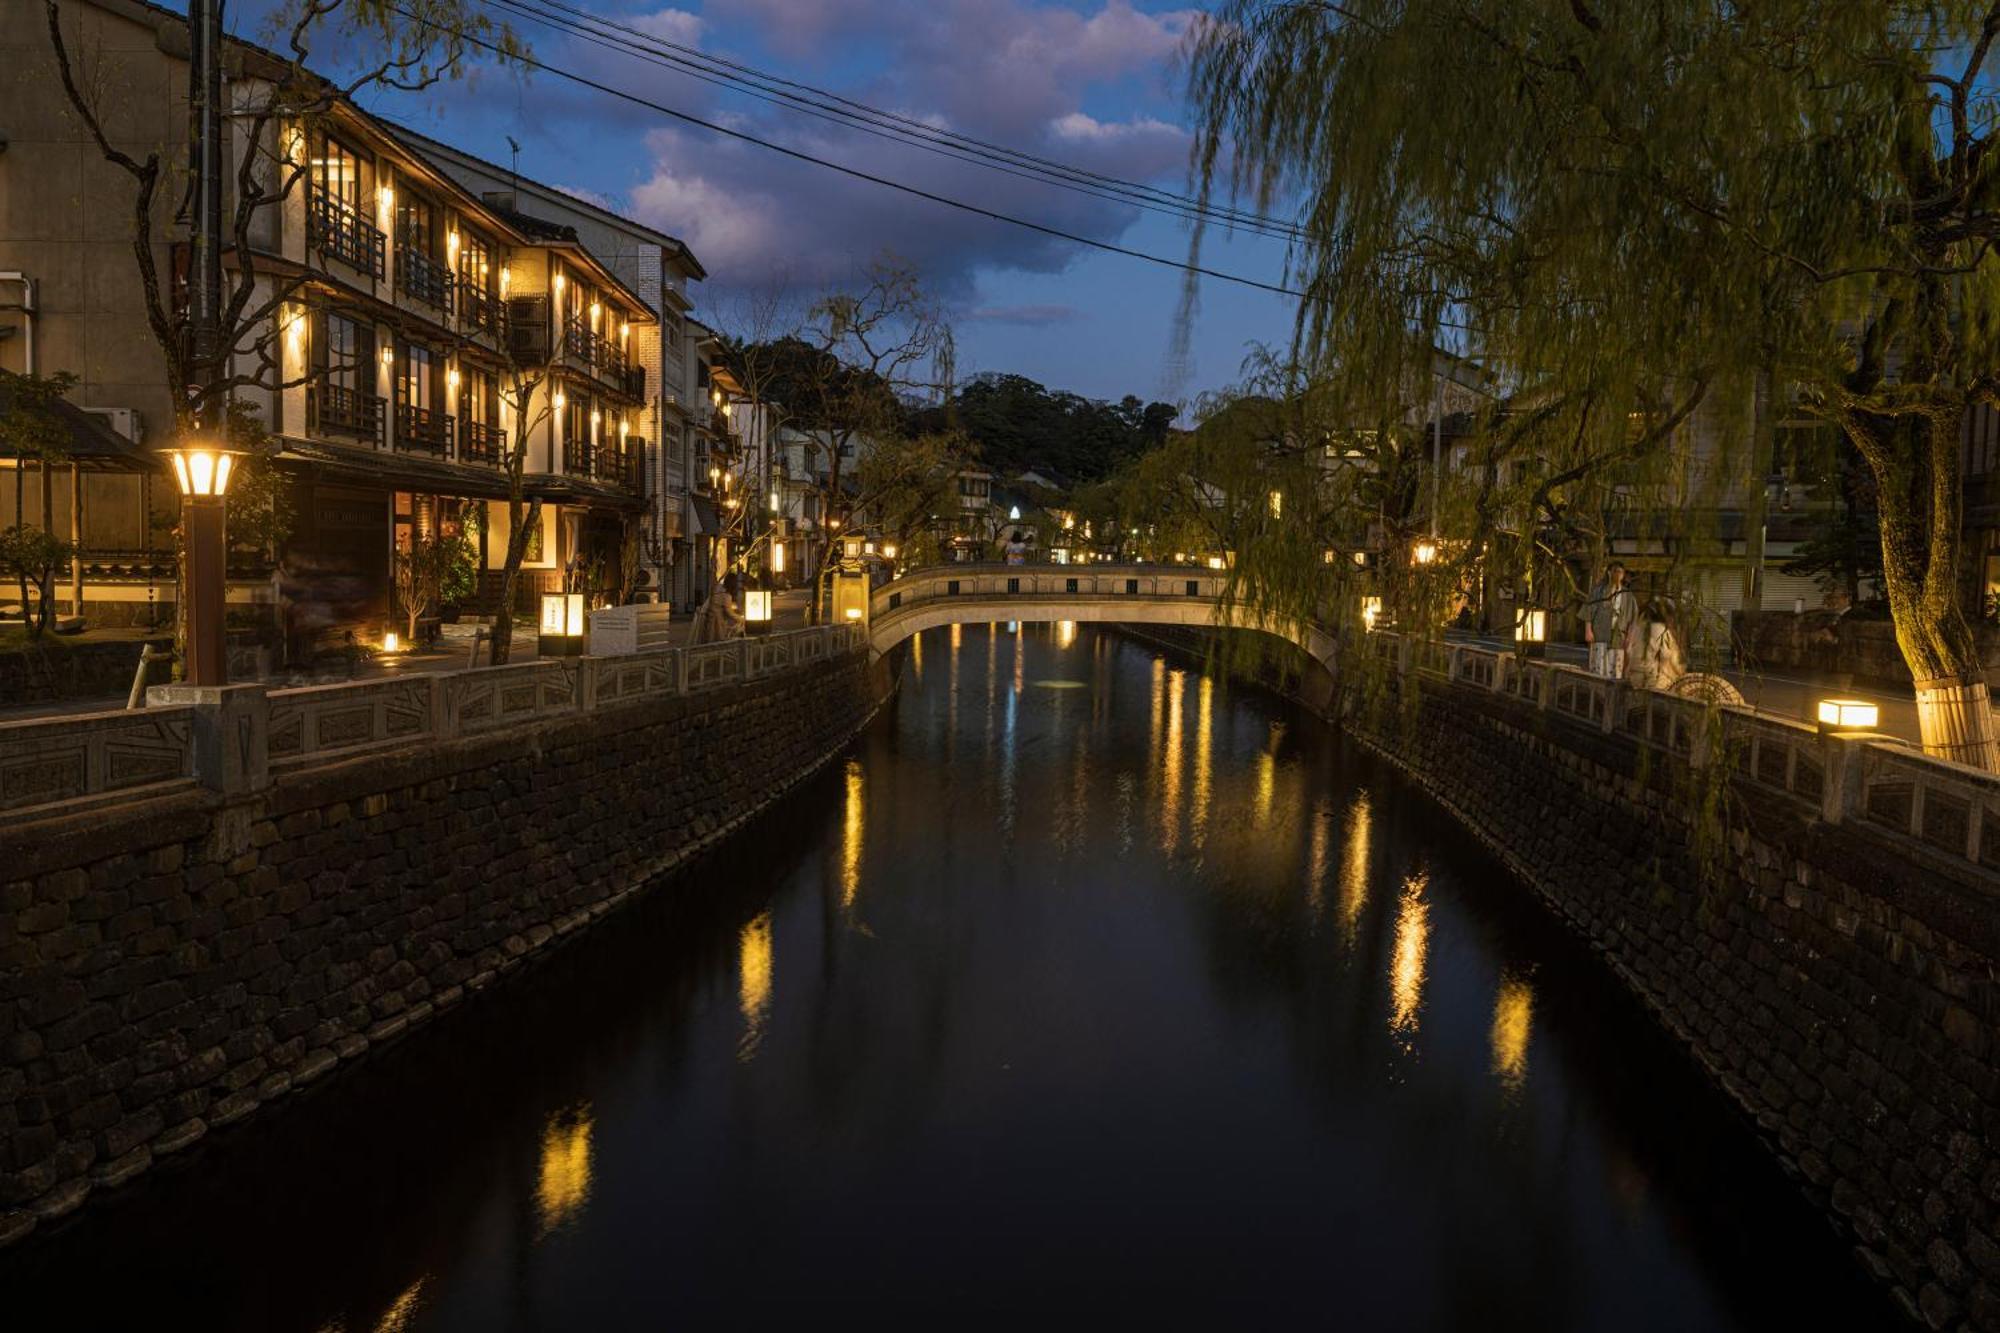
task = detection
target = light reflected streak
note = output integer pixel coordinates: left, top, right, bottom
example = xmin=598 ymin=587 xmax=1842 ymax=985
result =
xmin=1056 ymin=619 xmax=1077 ymax=649
xmin=738 ymin=911 xmax=773 ymax=1061
xmin=535 ymin=1105 xmax=594 ymax=1239
xmin=1491 ymin=976 xmax=1534 ymax=1094
xmin=1161 ymin=669 xmax=1185 ymax=854
xmin=1191 ymin=673 xmax=1213 ymax=847
xmin=1389 ymin=872 xmax=1430 ymax=1041
xmin=1338 ymin=791 xmax=1373 ymax=944
xmin=840 ymin=759 xmax=864 ymax=909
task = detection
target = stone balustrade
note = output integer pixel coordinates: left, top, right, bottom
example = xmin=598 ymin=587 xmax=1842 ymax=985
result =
xmin=0 ymin=625 xmax=864 ymax=819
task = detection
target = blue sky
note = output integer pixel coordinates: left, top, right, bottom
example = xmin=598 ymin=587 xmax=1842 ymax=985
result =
xmin=329 ymin=0 xmax=1299 ymax=407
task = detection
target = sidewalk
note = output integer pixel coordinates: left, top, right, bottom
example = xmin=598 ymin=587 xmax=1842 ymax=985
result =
xmin=1446 ymin=631 xmax=1930 ymax=744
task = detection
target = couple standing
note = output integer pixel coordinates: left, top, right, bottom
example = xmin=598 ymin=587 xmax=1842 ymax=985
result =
xmin=1584 ymin=561 xmax=1683 ymax=689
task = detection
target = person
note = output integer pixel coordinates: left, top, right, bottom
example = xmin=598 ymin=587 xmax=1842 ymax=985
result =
xmin=1003 ymin=529 xmax=1028 ymax=565
xmin=1623 ymin=598 xmax=1685 ymax=691
xmin=696 ymin=572 xmax=744 ymax=642
xmin=1584 ymin=562 xmax=1636 ymax=678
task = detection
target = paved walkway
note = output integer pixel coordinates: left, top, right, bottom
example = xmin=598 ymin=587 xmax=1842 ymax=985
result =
xmin=1446 ymin=632 xmax=1929 ymax=744
xmin=0 ymin=589 xmax=824 ymax=723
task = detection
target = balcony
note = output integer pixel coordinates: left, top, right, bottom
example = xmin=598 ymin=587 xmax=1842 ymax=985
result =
xmin=601 ymin=449 xmax=643 ymax=493
xmin=397 ymin=249 xmax=455 ymax=313
xmin=396 ymin=403 xmax=455 ymax=456
xmin=563 ymin=315 xmax=593 ymax=363
xmin=459 ymin=417 xmax=506 ymax=466
xmin=306 ymin=191 xmax=385 ymax=279
xmin=564 ymin=438 xmax=596 ymax=478
xmin=460 ymin=287 xmax=503 ymax=338
xmin=307 ymin=384 xmax=385 ymax=442
xmin=618 ymin=364 xmax=646 ymax=401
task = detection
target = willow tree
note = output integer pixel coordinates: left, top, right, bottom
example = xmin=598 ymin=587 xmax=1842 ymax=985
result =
xmin=1188 ymin=0 xmax=2000 ymax=769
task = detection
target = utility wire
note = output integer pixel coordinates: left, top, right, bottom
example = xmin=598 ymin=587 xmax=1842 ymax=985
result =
xmin=479 ymin=0 xmax=1306 ymax=241
xmin=392 ymin=7 xmax=1308 ymax=300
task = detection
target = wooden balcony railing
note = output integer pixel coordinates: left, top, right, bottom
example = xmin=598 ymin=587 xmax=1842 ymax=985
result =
xmin=396 ymin=403 xmax=454 ymax=456
xmin=306 ymin=191 xmax=385 ymax=279
xmin=601 ymin=448 xmax=643 ymax=493
xmin=564 ymin=439 xmax=596 ymax=478
xmin=460 ymin=287 xmax=503 ymax=338
xmin=307 ymin=384 xmax=386 ymax=442
xmin=396 ymin=249 xmax=455 ymax=313
xmin=563 ymin=315 xmax=593 ymax=362
xmin=459 ymin=418 xmax=506 ymax=466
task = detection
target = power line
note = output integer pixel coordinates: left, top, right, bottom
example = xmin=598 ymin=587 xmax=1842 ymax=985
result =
xmin=479 ymin=0 xmax=1306 ymax=242
xmin=393 ymin=7 xmax=1308 ymax=300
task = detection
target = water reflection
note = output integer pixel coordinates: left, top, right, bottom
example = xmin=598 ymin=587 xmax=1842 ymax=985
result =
xmin=1389 ymin=872 xmax=1431 ymax=1042
xmin=738 ymin=911 xmax=773 ymax=1060
xmin=1339 ymin=790 xmax=1374 ymax=944
xmin=1 ymin=623 xmax=1892 ymax=1333
xmin=1192 ymin=673 xmax=1214 ymax=848
xmin=534 ymin=1105 xmax=594 ymax=1239
xmin=1492 ymin=976 xmax=1535 ymax=1094
xmin=1056 ymin=619 xmax=1077 ymax=648
xmin=840 ymin=759 xmax=864 ymax=909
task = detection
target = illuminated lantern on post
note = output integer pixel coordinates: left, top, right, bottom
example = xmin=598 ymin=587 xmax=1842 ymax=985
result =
xmin=160 ymin=435 xmax=241 ymax=685
xmin=1361 ymin=596 xmax=1383 ymax=631
xmin=1412 ymin=540 xmax=1438 ymax=566
xmin=1817 ymin=699 xmax=1880 ymax=735
xmin=1514 ymin=607 xmax=1548 ymax=658
xmin=744 ymin=587 xmax=773 ymax=634
xmin=539 ymin=591 xmax=585 ymax=657
xmin=832 ymin=570 xmax=869 ymax=627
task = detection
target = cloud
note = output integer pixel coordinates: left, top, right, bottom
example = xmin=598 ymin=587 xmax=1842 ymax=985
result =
xmin=963 ymin=304 xmax=1082 ymax=326
xmin=627 ymin=7 xmax=704 ymax=46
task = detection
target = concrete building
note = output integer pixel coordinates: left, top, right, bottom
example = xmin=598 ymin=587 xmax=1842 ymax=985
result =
xmin=0 ymin=0 xmax=677 ymax=655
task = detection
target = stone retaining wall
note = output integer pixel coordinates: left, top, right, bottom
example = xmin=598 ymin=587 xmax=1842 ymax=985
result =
xmin=0 ymin=647 xmax=890 ymax=1244
xmin=1124 ymin=625 xmax=1999 ymax=1330
xmin=0 ymin=635 xmax=170 ymax=707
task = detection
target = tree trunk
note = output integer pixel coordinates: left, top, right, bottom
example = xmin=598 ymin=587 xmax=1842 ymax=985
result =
xmin=1849 ymin=404 xmax=2000 ymax=770
xmin=490 ymin=497 xmax=541 ymax=667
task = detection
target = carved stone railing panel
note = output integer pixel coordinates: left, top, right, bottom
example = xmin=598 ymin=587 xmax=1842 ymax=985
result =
xmin=267 ymin=677 xmax=438 ymax=768
xmin=0 ymin=706 xmax=196 ymax=813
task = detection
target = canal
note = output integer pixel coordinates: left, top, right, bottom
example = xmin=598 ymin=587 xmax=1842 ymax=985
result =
xmin=8 ymin=624 xmax=1889 ymax=1330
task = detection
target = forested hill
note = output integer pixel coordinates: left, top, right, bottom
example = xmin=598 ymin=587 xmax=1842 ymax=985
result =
xmin=909 ymin=373 xmax=1177 ymax=485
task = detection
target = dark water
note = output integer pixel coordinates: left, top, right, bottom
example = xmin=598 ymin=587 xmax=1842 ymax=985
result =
xmin=8 ymin=624 xmax=1888 ymax=1331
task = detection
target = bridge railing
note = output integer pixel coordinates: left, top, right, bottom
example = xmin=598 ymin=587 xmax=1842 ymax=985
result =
xmin=1371 ymin=628 xmax=2000 ymax=878
xmin=1 ymin=623 xmax=866 ymax=820
xmin=872 ymin=563 xmax=1230 ymax=621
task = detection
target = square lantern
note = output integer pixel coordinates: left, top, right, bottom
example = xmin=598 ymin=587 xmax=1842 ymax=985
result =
xmin=833 ymin=569 xmax=869 ymax=626
xmin=744 ymin=589 xmax=773 ymax=635
xmin=1412 ymin=540 xmax=1438 ymax=566
xmin=842 ymin=532 xmax=865 ymax=562
xmin=1817 ymin=699 xmax=1880 ymax=735
xmin=1361 ymin=596 xmax=1383 ymax=631
xmin=1514 ymin=607 xmax=1547 ymax=658
xmin=539 ymin=591 xmax=586 ymax=657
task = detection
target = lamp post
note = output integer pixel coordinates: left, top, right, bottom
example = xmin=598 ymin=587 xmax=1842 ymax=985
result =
xmin=161 ymin=438 xmax=238 ymax=685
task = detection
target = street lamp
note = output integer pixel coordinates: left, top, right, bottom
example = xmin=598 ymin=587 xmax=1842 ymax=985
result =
xmin=842 ymin=532 xmax=865 ymax=562
xmin=1361 ymin=595 xmax=1382 ymax=631
xmin=1412 ymin=540 xmax=1438 ymax=566
xmin=161 ymin=435 xmax=241 ymax=685
xmin=744 ymin=587 xmax=773 ymax=634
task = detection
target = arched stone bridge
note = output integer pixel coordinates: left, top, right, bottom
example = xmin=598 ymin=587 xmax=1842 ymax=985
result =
xmin=865 ymin=563 xmax=1339 ymax=698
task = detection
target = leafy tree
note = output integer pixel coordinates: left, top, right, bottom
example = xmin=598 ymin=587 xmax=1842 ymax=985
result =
xmin=0 ymin=371 xmax=79 ymax=545
xmin=1188 ymin=0 xmax=2000 ymax=767
xmin=0 ymin=527 xmax=74 ymax=638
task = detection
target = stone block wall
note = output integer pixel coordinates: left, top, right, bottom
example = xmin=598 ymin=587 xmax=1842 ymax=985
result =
xmin=1352 ymin=675 xmax=2000 ymax=1331
xmin=0 ymin=648 xmax=888 ymax=1244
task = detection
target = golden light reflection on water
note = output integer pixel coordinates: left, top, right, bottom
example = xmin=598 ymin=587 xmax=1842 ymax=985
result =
xmin=535 ymin=1106 xmax=594 ymax=1239
xmin=1161 ymin=669 xmax=1185 ymax=854
xmin=1307 ymin=803 xmax=1332 ymax=917
xmin=911 ymin=627 xmax=922 ymax=676
xmin=1056 ymin=619 xmax=1077 ymax=648
xmin=1191 ymin=674 xmax=1213 ymax=847
xmin=840 ymin=760 xmax=864 ymax=909
xmin=1491 ymin=976 xmax=1534 ymax=1092
xmin=1338 ymin=791 xmax=1373 ymax=943
xmin=1254 ymin=750 xmax=1275 ymax=829
xmin=1013 ymin=622 xmax=1025 ymax=694
xmin=738 ymin=912 xmax=773 ymax=1061
xmin=1389 ymin=873 xmax=1430 ymax=1040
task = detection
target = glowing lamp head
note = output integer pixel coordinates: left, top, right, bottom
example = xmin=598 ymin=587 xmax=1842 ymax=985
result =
xmin=842 ymin=533 xmax=865 ymax=560
xmin=1008 ymin=505 xmax=1021 ymax=521
xmin=1817 ymin=699 xmax=1880 ymax=734
xmin=863 ymin=539 xmax=876 ymax=556
xmin=1514 ymin=608 xmax=1547 ymax=643
xmin=770 ymin=542 xmax=786 ymax=573
xmin=164 ymin=439 xmax=239 ymax=498
xmin=1413 ymin=540 xmax=1438 ymax=565
xmin=744 ymin=589 xmax=773 ymax=623
xmin=844 ymin=606 xmax=863 ymax=621
xmin=539 ymin=591 xmax=585 ymax=638
xmin=382 ymin=631 xmax=401 ymax=653
xmin=881 ymin=543 xmax=897 ymax=560
xmin=1207 ymin=555 xmax=1225 ymax=570
xmin=1361 ymin=595 xmax=1383 ymax=630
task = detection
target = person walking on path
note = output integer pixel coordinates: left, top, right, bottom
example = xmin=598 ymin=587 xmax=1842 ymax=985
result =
xmin=1584 ymin=562 xmax=1636 ymax=678
xmin=695 ymin=572 xmax=745 ymax=643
